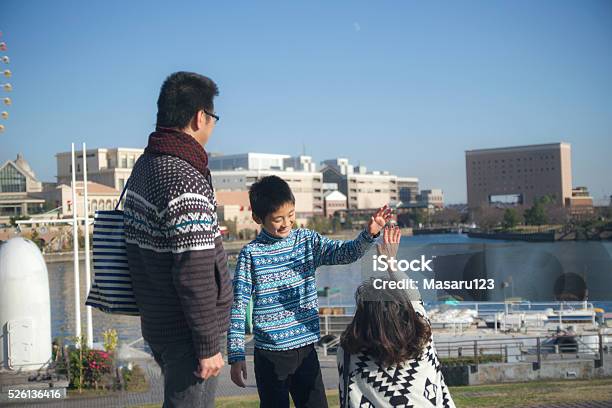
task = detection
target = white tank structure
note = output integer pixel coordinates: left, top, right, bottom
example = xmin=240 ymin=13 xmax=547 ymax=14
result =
xmin=0 ymin=237 xmax=52 ymax=371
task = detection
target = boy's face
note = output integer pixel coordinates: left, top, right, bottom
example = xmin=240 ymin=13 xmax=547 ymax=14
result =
xmin=256 ymin=202 xmax=296 ymax=238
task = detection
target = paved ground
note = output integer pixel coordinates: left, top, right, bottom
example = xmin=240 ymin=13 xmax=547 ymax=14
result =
xmin=2 ymin=353 xmax=341 ymax=408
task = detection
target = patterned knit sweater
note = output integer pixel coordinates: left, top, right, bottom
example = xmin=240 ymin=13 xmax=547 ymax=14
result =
xmin=227 ymin=228 xmax=376 ymax=363
xmin=124 ymin=152 xmax=233 ymax=359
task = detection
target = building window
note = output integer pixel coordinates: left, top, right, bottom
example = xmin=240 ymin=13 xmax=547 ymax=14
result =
xmin=121 ymin=156 xmax=128 ymax=168
xmin=0 ymin=164 xmax=27 ymax=192
xmin=128 ymin=156 xmax=135 ymax=167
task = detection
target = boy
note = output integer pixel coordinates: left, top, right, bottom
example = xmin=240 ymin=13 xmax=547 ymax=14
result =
xmin=228 ymin=175 xmax=392 ymax=408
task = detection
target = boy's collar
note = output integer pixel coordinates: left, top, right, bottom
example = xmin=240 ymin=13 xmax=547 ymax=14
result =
xmin=257 ymin=227 xmax=293 ymax=244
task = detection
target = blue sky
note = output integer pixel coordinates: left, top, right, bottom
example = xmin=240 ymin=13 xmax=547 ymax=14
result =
xmin=1 ymin=0 xmax=611 ymax=203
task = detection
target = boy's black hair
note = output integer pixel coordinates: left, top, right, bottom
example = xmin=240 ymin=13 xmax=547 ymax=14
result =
xmin=249 ymin=176 xmax=295 ymax=221
xmin=156 ymin=71 xmax=219 ymax=129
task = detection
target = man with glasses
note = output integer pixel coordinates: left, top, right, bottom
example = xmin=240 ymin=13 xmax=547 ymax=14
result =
xmin=124 ymin=71 xmax=231 ymax=408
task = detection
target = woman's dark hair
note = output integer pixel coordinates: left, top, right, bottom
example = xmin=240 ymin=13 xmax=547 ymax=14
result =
xmin=249 ymin=175 xmax=295 ymax=221
xmin=156 ymin=71 xmax=219 ymax=129
xmin=340 ymin=279 xmax=431 ymax=367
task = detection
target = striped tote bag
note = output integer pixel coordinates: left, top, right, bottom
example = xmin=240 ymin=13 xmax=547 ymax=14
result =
xmin=85 ymin=184 xmax=139 ymax=316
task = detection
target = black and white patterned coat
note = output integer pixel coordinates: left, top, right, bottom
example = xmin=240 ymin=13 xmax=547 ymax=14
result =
xmin=337 ymin=299 xmax=456 ymax=408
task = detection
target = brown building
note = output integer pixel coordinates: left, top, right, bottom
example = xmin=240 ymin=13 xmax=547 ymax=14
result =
xmin=466 ymin=143 xmax=572 ymax=209
xmin=566 ymin=186 xmax=594 ymax=216
xmin=215 ymin=191 xmax=259 ymax=233
xmin=323 ymin=190 xmax=347 ymax=217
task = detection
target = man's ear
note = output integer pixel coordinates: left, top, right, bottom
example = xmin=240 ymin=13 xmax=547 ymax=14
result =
xmin=252 ymin=213 xmax=262 ymax=225
xmin=195 ymin=110 xmax=207 ymax=130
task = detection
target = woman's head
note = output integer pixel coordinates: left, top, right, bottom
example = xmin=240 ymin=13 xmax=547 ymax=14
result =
xmin=340 ymin=279 xmax=431 ymax=367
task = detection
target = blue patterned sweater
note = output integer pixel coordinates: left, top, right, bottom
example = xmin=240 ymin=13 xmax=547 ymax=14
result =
xmin=227 ymin=228 xmax=376 ymax=363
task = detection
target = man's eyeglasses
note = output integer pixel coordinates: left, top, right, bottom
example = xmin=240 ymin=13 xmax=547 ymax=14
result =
xmin=203 ymin=109 xmax=220 ymax=123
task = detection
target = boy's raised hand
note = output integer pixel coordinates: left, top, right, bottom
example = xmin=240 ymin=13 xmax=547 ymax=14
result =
xmin=367 ymin=204 xmax=393 ymax=236
xmin=230 ymin=361 xmax=248 ymax=388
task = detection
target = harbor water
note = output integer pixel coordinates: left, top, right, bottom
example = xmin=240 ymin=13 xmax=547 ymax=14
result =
xmin=46 ymin=234 xmax=612 ymax=346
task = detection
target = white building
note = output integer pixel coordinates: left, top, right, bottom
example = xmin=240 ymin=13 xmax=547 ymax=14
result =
xmin=418 ymin=189 xmax=444 ymax=209
xmin=210 ymin=152 xmax=324 ymax=217
xmin=321 ymin=158 xmax=404 ymax=210
xmin=56 ymin=147 xmax=144 ymax=191
xmin=346 ymin=172 xmax=398 ymax=210
xmin=211 ymin=169 xmax=323 ymax=217
xmin=283 ymin=155 xmax=317 ymax=172
xmin=41 ymin=181 xmax=121 ymax=217
xmin=209 ymin=153 xmax=290 ymax=171
xmin=0 ymin=154 xmax=46 ymax=222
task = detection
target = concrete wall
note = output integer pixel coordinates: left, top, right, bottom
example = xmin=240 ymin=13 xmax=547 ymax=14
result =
xmin=465 ymin=358 xmax=608 ymax=386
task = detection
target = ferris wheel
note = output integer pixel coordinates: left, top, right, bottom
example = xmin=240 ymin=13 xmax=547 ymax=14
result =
xmin=0 ymin=30 xmax=11 ymax=134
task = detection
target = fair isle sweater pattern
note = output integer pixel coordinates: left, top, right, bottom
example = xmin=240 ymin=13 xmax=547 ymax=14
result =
xmin=123 ymin=153 xmax=232 ymax=359
xmin=124 ymin=155 xmax=220 ymax=253
xmin=228 ymin=228 xmax=376 ymax=363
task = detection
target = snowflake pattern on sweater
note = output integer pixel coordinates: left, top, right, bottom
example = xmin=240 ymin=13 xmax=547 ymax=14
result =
xmin=227 ymin=228 xmax=376 ymax=363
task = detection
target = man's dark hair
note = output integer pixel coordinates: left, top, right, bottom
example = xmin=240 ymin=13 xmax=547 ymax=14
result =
xmin=156 ymin=71 xmax=219 ymax=129
xmin=249 ymin=176 xmax=295 ymax=221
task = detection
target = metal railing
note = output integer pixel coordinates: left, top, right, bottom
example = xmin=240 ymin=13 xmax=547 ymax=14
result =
xmin=318 ymin=312 xmax=610 ymax=365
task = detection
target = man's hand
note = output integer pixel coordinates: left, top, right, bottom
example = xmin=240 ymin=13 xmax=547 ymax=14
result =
xmin=194 ymin=352 xmax=224 ymax=380
xmin=377 ymin=224 xmax=402 ymax=259
xmin=367 ymin=205 xmax=393 ymax=236
xmin=230 ymin=361 xmax=248 ymax=387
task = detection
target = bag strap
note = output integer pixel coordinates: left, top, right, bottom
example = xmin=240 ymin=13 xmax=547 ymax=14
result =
xmin=114 ymin=179 xmax=130 ymax=211
xmin=342 ymin=347 xmax=351 ymax=407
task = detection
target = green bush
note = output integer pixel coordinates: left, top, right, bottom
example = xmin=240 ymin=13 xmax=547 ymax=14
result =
xmin=121 ymin=364 xmax=147 ymax=391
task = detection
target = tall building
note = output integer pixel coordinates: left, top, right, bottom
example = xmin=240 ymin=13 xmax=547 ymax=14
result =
xmin=465 ymin=142 xmax=572 ymax=209
xmin=56 ymin=148 xmax=144 ymax=190
xmin=0 ymin=154 xmax=45 ymax=222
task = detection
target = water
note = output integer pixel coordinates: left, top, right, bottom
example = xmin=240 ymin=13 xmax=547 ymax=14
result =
xmin=47 ymin=261 xmax=142 ymax=345
xmin=46 ymin=234 xmax=612 ymax=345
xmin=316 ymin=233 xmax=612 ymax=308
